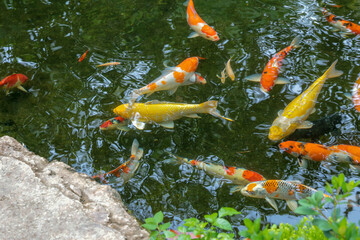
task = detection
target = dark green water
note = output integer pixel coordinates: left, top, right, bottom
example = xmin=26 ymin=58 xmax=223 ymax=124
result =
xmin=1 ymin=0 xmax=360 ymax=233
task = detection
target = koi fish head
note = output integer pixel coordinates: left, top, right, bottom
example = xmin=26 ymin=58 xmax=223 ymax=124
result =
xmin=279 ymin=141 xmax=304 ymax=157
xmin=241 ymin=182 xmax=266 ymax=199
xmin=201 ymin=25 xmax=219 ymax=41
xmin=113 ymin=104 xmax=130 ymax=118
xmin=100 ymin=116 xmax=126 ymax=130
xmin=178 ymin=57 xmax=203 ymax=73
xmin=194 ymin=74 xmax=207 ymax=84
xmin=322 ymin=8 xmax=336 ymax=23
xmin=268 ymin=125 xmax=285 ymax=141
xmin=242 ymin=170 xmax=266 ymax=182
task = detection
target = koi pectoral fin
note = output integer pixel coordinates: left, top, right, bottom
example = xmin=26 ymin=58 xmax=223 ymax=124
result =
xmin=245 ymin=74 xmax=261 ymax=82
xmin=229 ymin=185 xmax=243 ymax=194
xmin=265 ymin=196 xmax=279 ymax=212
xmin=188 ymin=32 xmax=200 ymax=38
xmin=298 ymin=158 xmax=308 ymax=168
xmin=344 ymin=92 xmax=352 ymax=100
xmin=274 ymin=77 xmax=290 ymax=85
xmin=131 ymin=120 xmax=146 ymax=130
xmin=297 ymin=121 xmax=313 ymax=129
xmin=185 ymin=114 xmax=201 ymax=118
xmin=158 ymin=121 xmax=174 ymax=128
xmin=17 ymin=86 xmax=28 ymax=93
xmin=167 ymin=87 xmax=178 ymax=96
xmin=286 ymin=200 xmax=298 ymax=212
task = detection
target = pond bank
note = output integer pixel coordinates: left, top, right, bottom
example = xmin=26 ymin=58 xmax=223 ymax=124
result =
xmin=0 ymin=136 xmax=149 ymax=240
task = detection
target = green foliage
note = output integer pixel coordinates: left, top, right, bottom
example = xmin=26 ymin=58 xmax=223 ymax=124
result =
xmin=143 ymin=174 xmax=360 ymax=240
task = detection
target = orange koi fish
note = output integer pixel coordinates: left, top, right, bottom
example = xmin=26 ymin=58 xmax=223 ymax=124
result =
xmin=344 ymin=75 xmax=360 ymax=112
xmin=78 ymin=49 xmax=89 ymax=62
xmin=99 ymin=116 xmax=130 ymax=131
xmin=245 ymin=36 xmax=300 ymax=92
xmin=323 ymin=8 xmax=360 ymax=35
xmin=169 ymin=153 xmax=265 ymax=186
xmin=186 ymin=0 xmax=219 ymax=41
xmin=92 ymin=139 xmax=143 ymax=184
xmin=239 ymin=180 xmax=330 ymax=212
xmin=130 ymin=57 xmax=205 ymax=102
xmin=0 ymin=73 xmax=29 ymax=95
xmin=97 ymin=62 xmax=120 ymax=67
xmin=279 ymin=141 xmax=360 ymax=170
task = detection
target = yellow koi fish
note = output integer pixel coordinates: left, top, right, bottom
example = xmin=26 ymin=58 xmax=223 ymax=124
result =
xmin=113 ymin=100 xmax=233 ymax=130
xmin=268 ymin=60 xmax=343 ymax=141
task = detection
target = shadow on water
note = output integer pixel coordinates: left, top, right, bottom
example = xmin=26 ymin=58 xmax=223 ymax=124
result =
xmin=1 ymin=0 xmax=360 ymax=231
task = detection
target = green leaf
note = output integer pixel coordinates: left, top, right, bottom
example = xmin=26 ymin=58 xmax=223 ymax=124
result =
xmin=178 ymin=226 xmax=187 ymax=233
xmin=218 ymin=207 xmax=241 ymax=218
xmin=214 ymin=218 xmax=232 ymax=231
xmin=325 ymin=183 xmax=332 ymax=195
xmin=314 ymin=191 xmax=324 ymax=205
xmin=243 ymin=218 xmax=253 ymax=230
xmin=164 ymin=230 xmax=177 ymax=238
xmin=154 ymin=211 xmax=164 ymax=224
xmin=159 ymin=222 xmax=171 ymax=231
xmin=312 ymin=218 xmax=332 ymax=231
xmin=204 ymin=213 xmax=217 ymax=224
xmin=145 ymin=217 xmax=156 ymax=224
xmin=298 ymin=198 xmax=313 ymax=208
xmin=149 ymin=230 xmax=159 ymax=238
xmin=294 ymin=206 xmax=319 ymax=215
xmin=142 ymin=223 xmax=157 ymax=231
xmin=183 ymin=218 xmax=199 ymax=227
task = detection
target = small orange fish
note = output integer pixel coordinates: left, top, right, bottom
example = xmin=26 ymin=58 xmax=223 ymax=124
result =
xmin=186 ymin=0 xmax=219 ymax=41
xmin=97 ymin=62 xmax=120 ymax=67
xmin=323 ymin=8 xmax=360 ymax=35
xmin=0 ymin=73 xmax=29 ymax=95
xmin=245 ymin=36 xmax=300 ymax=92
xmin=78 ymin=49 xmax=89 ymax=62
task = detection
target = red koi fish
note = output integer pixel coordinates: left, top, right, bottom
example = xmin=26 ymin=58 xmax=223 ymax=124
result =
xmin=78 ymin=49 xmax=89 ymax=62
xmin=168 ymin=153 xmax=265 ymax=186
xmin=131 ymin=57 xmax=205 ymax=102
xmin=344 ymin=76 xmax=360 ymax=112
xmin=279 ymin=141 xmax=360 ymax=170
xmin=245 ymin=36 xmax=300 ymax=92
xmin=322 ymin=8 xmax=360 ymax=35
xmin=239 ymin=180 xmax=330 ymax=212
xmin=99 ymin=116 xmax=130 ymax=131
xmin=92 ymin=139 xmax=143 ymax=184
xmin=0 ymin=73 xmax=29 ymax=95
xmin=186 ymin=0 xmax=219 ymax=41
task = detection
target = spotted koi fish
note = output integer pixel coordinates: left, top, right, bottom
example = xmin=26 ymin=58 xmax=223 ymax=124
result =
xmin=279 ymin=141 xmax=360 ymax=171
xmin=269 ymin=60 xmax=343 ymax=141
xmin=344 ymin=75 xmax=360 ymax=112
xmin=169 ymin=153 xmax=265 ymax=185
xmin=186 ymin=0 xmax=219 ymax=41
xmin=92 ymin=139 xmax=143 ymax=184
xmin=0 ymin=73 xmax=29 ymax=95
xmin=239 ymin=180 xmax=330 ymax=212
xmin=245 ymin=36 xmax=300 ymax=92
xmin=113 ymin=100 xmax=233 ymax=130
xmin=131 ymin=57 xmax=205 ymax=103
xmin=99 ymin=116 xmax=130 ymax=131
xmin=322 ymin=8 xmax=360 ymax=35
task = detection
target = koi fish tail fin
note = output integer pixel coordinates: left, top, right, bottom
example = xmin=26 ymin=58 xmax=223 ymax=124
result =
xmin=131 ymin=139 xmax=144 ymax=161
xmin=290 ymin=36 xmax=301 ymax=48
xmin=202 ymin=100 xmax=234 ymax=122
xmin=165 ymin=152 xmax=189 ymax=164
xmin=324 ymin=60 xmax=343 ymax=79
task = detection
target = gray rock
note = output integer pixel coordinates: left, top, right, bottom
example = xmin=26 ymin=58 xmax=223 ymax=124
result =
xmin=0 ymin=136 xmax=149 ymax=240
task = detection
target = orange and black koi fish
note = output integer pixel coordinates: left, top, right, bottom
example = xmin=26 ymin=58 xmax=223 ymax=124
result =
xmin=92 ymin=139 xmax=143 ymax=184
xmin=99 ymin=116 xmax=130 ymax=131
xmin=168 ymin=153 xmax=265 ymax=185
xmin=245 ymin=36 xmax=300 ymax=92
xmin=186 ymin=0 xmax=219 ymax=41
xmin=0 ymin=73 xmax=29 ymax=95
xmin=322 ymin=8 xmax=360 ymax=35
xmin=78 ymin=49 xmax=89 ymax=62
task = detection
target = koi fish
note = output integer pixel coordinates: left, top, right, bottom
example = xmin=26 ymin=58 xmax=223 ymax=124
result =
xmin=344 ymin=76 xmax=360 ymax=112
xmin=79 ymin=49 xmax=89 ymax=62
xmin=131 ymin=57 xmax=205 ymax=102
xmin=92 ymin=139 xmax=143 ymax=184
xmin=279 ymin=141 xmax=355 ymax=168
xmin=226 ymin=57 xmax=235 ymax=81
xmin=0 ymin=73 xmax=29 ymax=95
xmin=245 ymin=36 xmax=300 ymax=92
xmin=97 ymin=62 xmax=120 ymax=67
xmin=322 ymin=8 xmax=360 ymax=35
xmin=239 ymin=180 xmax=330 ymax=212
xmin=168 ymin=229 xmax=201 ymax=239
xmin=216 ymin=68 xmax=226 ymax=84
xmin=168 ymin=153 xmax=265 ymax=185
xmin=99 ymin=116 xmax=130 ymax=131
xmin=268 ymin=60 xmax=343 ymax=141
xmin=192 ymin=73 xmax=207 ymax=84
xmin=113 ymin=100 xmax=233 ymax=130
xmin=186 ymin=0 xmax=219 ymax=41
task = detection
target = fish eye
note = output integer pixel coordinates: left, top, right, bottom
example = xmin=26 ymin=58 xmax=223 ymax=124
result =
xmin=247 ymin=190 xmax=256 ymax=195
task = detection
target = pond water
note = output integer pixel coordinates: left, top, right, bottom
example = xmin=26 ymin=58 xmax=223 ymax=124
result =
xmin=1 ymin=0 xmax=360 ymax=235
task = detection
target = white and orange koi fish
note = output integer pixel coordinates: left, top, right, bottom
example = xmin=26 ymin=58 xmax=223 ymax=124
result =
xmin=186 ymin=0 xmax=219 ymax=41
xmin=344 ymin=75 xmax=360 ymax=112
xmin=169 ymin=153 xmax=265 ymax=185
xmin=238 ymin=180 xmax=330 ymax=212
xmin=92 ymin=139 xmax=143 ymax=184
xmin=130 ymin=57 xmax=205 ymax=102
xmin=323 ymin=8 xmax=360 ymax=36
